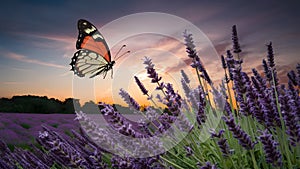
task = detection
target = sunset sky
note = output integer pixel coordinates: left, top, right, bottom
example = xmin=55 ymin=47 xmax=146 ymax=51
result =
xmin=0 ymin=0 xmax=299 ymax=105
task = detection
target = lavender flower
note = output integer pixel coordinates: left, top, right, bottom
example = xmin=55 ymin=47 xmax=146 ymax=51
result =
xmin=259 ymin=130 xmax=282 ymax=167
xmin=262 ymin=59 xmax=272 ymax=82
xmin=164 ymin=83 xmax=182 ymax=116
xmin=279 ymin=86 xmax=300 ymax=146
xmin=119 ymin=88 xmax=140 ymax=111
xmin=252 ymin=68 xmax=267 ymax=91
xmin=258 ymin=88 xmax=281 ymax=128
xmin=287 ymin=70 xmax=297 ymax=86
xmin=266 ymin=42 xmax=275 ymax=68
xmin=181 ymin=70 xmax=190 ymax=84
xmin=36 ymin=126 xmax=90 ymax=168
xmin=232 ymin=25 xmax=242 ymax=54
xmin=221 ymin=55 xmax=227 ymax=69
xmin=134 ymin=76 xmax=149 ymax=96
xmin=183 ymin=30 xmax=197 ymax=59
xmin=202 ymin=69 xmax=213 ymax=85
xmin=264 ymin=42 xmax=279 ymax=86
xmin=297 ymin=63 xmax=300 ymax=86
xmin=210 ymin=129 xmax=231 ymax=157
xmin=226 ymin=50 xmax=235 ymax=80
xmin=197 ymin=86 xmax=207 ymax=126
xmin=143 ymin=56 xmax=162 ymax=83
xmin=185 ymin=146 xmax=193 ymax=157
xmin=184 ymin=31 xmax=212 ymax=85
xmin=223 ymin=114 xmax=255 ymax=150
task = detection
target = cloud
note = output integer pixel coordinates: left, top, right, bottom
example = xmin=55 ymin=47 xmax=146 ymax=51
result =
xmin=5 ymin=52 xmax=66 ymax=69
xmin=1 ymin=81 xmax=25 ymax=85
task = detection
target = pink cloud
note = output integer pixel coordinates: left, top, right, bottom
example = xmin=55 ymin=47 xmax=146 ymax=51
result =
xmin=6 ymin=52 xmax=66 ymax=69
xmin=1 ymin=81 xmax=25 ymax=85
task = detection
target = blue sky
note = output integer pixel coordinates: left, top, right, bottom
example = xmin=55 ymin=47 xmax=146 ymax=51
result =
xmin=0 ymin=0 xmax=299 ymax=103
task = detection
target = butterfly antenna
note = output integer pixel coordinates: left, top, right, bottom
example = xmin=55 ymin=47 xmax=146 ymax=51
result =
xmin=115 ymin=50 xmax=130 ymax=61
xmin=114 ymin=45 xmax=126 ymax=60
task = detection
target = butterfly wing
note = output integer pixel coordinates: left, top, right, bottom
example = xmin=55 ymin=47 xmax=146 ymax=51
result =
xmin=76 ymin=19 xmax=112 ymax=62
xmin=70 ymin=19 xmax=113 ymax=78
xmin=70 ymin=49 xmax=109 ymax=78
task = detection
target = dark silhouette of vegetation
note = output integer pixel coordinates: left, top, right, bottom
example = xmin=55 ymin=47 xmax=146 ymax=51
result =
xmin=0 ymin=95 xmax=138 ymax=114
xmin=0 ymin=95 xmax=80 ymax=114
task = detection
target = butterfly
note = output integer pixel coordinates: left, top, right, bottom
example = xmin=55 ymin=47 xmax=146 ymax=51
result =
xmin=70 ymin=19 xmax=128 ymax=78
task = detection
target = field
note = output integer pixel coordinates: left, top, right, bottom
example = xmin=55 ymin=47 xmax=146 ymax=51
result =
xmin=0 ymin=113 xmax=79 ymax=145
xmin=0 ymin=26 xmax=299 ymax=169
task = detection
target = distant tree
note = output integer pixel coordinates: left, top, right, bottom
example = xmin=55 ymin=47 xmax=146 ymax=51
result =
xmin=81 ymin=100 xmax=100 ymax=114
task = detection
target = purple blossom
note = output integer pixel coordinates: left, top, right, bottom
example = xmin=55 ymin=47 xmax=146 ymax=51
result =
xmin=183 ymin=30 xmax=197 ymax=59
xmin=36 ymin=126 xmax=91 ymax=168
xmin=223 ymin=114 xmax=255 ymax=150
xmin=119 ymin=88 xmax=140 ymax=111
xmin=185 ymin=146 xmax=193 ymax=157
xmin=232 ymin=25 xmax=242 ymax=54
xmin=287 ymin=70 xmax=297 ymax=86
xmin=226 ymin=50 xmax=235 ymax=80
xmin=266 ymin=42 xmax=275 ymax=68
xmin=297 ymin=63 xmax=300 ymax=86
xmin=221 ymin=55 xmax=227 ymax=69
xmin=134 ymin=76 xmax=148 ymax=96
xmin=196 ymin=86 xmax=207 ymax=126
xmin=252 ymin=68 xmax=267 ymax=91
xmin=164 ymin=83 xmax=182 ymax=117
xmin=279 ymin=86 xmax=300 ymax=146
xmin=143 ymin=56 xmax=162 ymax=83
xmin=262 ymin=59 xmax=272 ymax=82
xmin=259 ymin=129 xmax=282 ymax=167
xmin=180 ymin=70 xmax=190 ymax=84
xmin=184 ymin=31 xmax=212 ymax=85
xmin=210 ymin=129 xmax=231 ymax=157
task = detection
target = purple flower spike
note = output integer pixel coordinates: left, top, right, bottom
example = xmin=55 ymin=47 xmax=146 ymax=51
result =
xmin=183 ymin=30 xmax=197 ymax=59
xmin=262 ymin=59 xmax=272 ymax=82
xmin=134 ymin=76 xmax=148 ymax=96
xmin=119 ymin=88 xmax=140 ymax=111
xmin=287 ymin=70 xmax=297 ymax=86
xmin=266 ymin=42 xmax=275 ymax=68
xmin=221 ymin=55 xmax=227 ymax=69
xmin=223 ymin=114 xmax=255 ymax=150
xmin=210 ymin=129 xmax=231 ymax=157
xmin=259 ymin=130 xmax=282 ymax=167
xmin=297 ymin=63 xmax=300 ymax=86
xmin=279 ymin=86 xmax=300 ymax=146
xmin=180 ymin=70 xmax=190 ymax=84
xmin=232 ymin=25 xmax=242 ymax=54
xmin=143 ymin=56 xmax=162 ymax=83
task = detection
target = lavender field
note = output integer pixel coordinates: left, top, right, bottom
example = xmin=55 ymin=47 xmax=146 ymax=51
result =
xmin=0 ymin=25 xmax=299 ymax=169
xmin=0 ymin=112 xmax=145 ymax=145
xmin=0 ymin=113 xmax=80 ymax=145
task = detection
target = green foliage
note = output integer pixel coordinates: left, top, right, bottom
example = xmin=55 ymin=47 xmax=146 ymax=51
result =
xmin=20 ymin=123 xmax=31 ymax=129
xmin=50 ymin=123 xmax=59 ymax=128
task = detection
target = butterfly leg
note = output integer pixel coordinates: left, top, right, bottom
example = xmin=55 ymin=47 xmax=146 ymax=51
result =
xmin=111 ymin=68 xmax=113 ymax=79
xmin=103 ymin=70 xmax=108 ymax=79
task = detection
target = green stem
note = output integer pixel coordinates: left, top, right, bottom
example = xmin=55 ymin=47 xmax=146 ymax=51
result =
xmin=160 ymin=156 xmax=186 ymax=169
xmin=250 ymin=150 xmax=259 ymax=169
xmin=162 ymin=151 xmax=195 ymax=169
xmin=271 ymin=70 xmax=293 ymax=168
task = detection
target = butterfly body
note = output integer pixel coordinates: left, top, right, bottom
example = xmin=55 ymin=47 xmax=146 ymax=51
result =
xmin=70 ymin=19 xmax=114 ymax=78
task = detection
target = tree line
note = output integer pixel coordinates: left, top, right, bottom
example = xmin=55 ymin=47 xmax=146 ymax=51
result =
xmin=0 ymin=95 xmax=138 ymax=114
xmin=0 ymin=95 xmax=81 ymax=114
